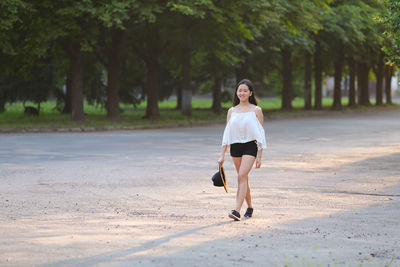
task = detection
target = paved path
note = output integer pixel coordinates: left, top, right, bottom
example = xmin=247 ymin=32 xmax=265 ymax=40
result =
xmin=1 ymin=110 xmax=400 ymax=266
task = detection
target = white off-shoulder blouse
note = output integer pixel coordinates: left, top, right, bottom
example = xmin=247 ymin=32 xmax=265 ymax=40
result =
xmin=221 ymin=110 xmax=267 ymax=150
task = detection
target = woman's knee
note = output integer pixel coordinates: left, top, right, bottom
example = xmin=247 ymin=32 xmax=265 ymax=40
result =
xmin=238 ymin=173 xmax=248 ymax=184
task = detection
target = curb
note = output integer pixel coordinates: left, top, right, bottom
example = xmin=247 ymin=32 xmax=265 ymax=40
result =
xmin=0 ymin=120 xmax=226 ymax=134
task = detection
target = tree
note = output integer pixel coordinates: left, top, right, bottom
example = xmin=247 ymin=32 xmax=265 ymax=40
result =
xmin=354 ymin=1 xmax=383 ymax=106
xmin=0 ymin=0 xmax=31 ymax=54
xmin=167 ymin=1 xmax=211 ymax=116
xmin=380 ymin=0 xmax=399 ymax=104
xmin=314 ymin=37 xmax=323 ymax=109
xmin=319 ymin=1 xmax=367 ymax=109
xmin=131 ymin=18 xmax=168 ymax=118
xmin=25 ymin=0 xmax=99 ymax=121
xmin=167 ymin=0 xmax=270 ymax=114
xmin=348 ymin=56 xmax=357 ymax=106
xmin=304 ymin=50 xmax=312 ymax=110
xmin=277 ymin=0 xmax=324 ymax=110
xmin=372 ymin=50 xmax=385 ymax=106
xmin=384 ymin=64 xmax=394 ymax=104
xmin=381 ymin=0 xmax=400 ymax=66
xmin=92 ymin=0 xmax=136 ymax=120
xmin=0 ymin=0 xmax=31 ymax=112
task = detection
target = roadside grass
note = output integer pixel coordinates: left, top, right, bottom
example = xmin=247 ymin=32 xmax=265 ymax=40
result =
xmin=0 ymin=97 xmax=397 ymax=131
xmin=1 ymin=99 xmax=227 ymax=130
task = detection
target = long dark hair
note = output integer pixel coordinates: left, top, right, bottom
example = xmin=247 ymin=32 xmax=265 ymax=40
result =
xmin=232 ymin=79 xmax=258 ymax=106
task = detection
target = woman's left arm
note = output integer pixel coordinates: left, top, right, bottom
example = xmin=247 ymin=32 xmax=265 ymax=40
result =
xmin=255 ymin=106 xmax=263 ymax=168
xmin=255 ymin=149 xmax=262 ymax=168
xmin=255 ymin=106 xmax=264 ymax=125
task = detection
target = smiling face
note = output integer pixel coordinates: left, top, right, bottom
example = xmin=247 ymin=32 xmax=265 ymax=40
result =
xmin=236 ymin=84 xmax=252 ymax=103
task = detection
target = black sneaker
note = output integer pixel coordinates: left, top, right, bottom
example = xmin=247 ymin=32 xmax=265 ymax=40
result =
xmin=228 ymin=210 xmax=241 ymax=221
xmin=244 ymin=208 xmax=253 ymax=218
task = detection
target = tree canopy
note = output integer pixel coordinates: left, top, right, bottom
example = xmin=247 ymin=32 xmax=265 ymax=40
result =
xmin=382 ymin=0 xmax=400 ymax=66
xmin=0 ymin=0 xmax=397 ymax=118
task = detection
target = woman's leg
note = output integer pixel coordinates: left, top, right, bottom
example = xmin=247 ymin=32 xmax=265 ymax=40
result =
xmin=234 ymin=155 xmax=256 ymax=213
xmin=245 ymin=179 xmax=253 ymax=209
xmin=231 ymin=156 xmax=242 ymax=173
xmin=232 ymin=156 xmax=254 ymax=211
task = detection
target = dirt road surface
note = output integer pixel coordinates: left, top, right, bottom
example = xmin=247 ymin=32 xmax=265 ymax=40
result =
xmin=1 ymin=109 xmax=400 ymax=266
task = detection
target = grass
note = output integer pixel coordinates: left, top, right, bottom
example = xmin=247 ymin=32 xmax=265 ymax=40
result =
xmin=1 ymin=99 xmax=227 ymax=130
xmin=0 ymin=97 xmax=397 ymax=131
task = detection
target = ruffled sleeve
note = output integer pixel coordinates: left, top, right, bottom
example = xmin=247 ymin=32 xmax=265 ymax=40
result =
xmin=253 ymin=110 xmax=267 ymax=150
xmin=254 ymin=121 xmax=267 ymax=150
xmin=221 ymin=121 xmax=231 ymax=147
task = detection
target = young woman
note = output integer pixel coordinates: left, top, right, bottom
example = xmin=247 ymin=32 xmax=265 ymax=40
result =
xmin=218 ymin=79 xmax=267 ymax=221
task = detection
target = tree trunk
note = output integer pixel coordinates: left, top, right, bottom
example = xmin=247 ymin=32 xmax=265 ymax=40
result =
xmin=332 ymin=49 xmax=344 ymax=110
xmin=0 ymin=99 xmax=5 ymax=113
xmin=385 ymin=64 xmax=393 ymax=104
xmin=145 ymin=57 xmax=160 ymax=118
xmin=176 ymin=84 xmax=182 ymax=110
xmin=375 ymin=52 xmax=384 ymax=105
xmin=181 ymin=88 xmax=191 ymax=115
xmin=143 ymin=26 xmax=161 ymax=119
xmin=69 ymin=43 xmax=84 ymax=121
xmin=304 ymin=51 xmax=312 ymax=110
xmin=314 ymin=38 xmax=322 ymax=110
xmin=181 ymin=39 xmax=192 ymax=116
xmin=106 ymin=28 xmax=125 ymax=120
xmin=212 ymin=74 xmax=222 ymax=114
xmin=281 ymin=45 xmax=292 ymax=110
xmin=62 ymin=70 xmax=72 ymax=114
xmin=348 ymin=57 xmax=356 ymax=107
xmin=357 ymin=61 xmax=370 ymax=106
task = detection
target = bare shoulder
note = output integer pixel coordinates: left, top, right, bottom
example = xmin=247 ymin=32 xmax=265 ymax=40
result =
xmin=254 ymin=106 xmax=263 ymax=124
xmin=254 ymin=106 xmax=264 ymax=125
xmin=226 ymin=107 xmax=234 ymax=123
xmin=254 ymin=105 xmax=263 ymax=114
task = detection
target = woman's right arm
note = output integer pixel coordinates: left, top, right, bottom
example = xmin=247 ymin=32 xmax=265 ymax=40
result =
xmin=218 ymin=146 xmax=227 ymax=166
xmin=218 ymin=108 xmax=232 ymax=166
xmin=226 ymin=107 xmax=232 ymax=123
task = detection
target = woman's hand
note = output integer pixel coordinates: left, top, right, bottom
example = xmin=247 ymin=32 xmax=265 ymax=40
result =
xmin=255 ymin=149 xmax=262 ymax=168
xmin=218 ymin=145 xmax=227 ymax=166
xmin=255 ymin=156 xmax=262 ymax=168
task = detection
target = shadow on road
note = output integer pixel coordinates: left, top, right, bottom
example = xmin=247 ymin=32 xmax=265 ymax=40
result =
xmin=42 ymin=220 xmax=235 ymax=267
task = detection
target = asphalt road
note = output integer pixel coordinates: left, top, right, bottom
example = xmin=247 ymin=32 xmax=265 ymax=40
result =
xmin=1 ymin=109 xmax=400 ymax=266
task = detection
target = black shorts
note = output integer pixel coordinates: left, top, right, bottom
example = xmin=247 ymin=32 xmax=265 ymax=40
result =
xmin=230 ymin=140 xmax=258 ymax=157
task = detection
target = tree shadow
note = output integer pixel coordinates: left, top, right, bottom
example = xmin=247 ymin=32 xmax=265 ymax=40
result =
xmin=42 ymin=220 xmax=235 ymax=267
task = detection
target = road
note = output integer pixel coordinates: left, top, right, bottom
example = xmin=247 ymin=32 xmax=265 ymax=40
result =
xmin=1 ymin=109 xmax=400 ymax=266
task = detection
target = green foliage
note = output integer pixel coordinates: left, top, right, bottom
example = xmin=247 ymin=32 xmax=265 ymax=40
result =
xmin=381 ymin=0 xmax=400 ymax=66
xmin=0 ymin=0 xmax=32 ymax=54
xmin=167 ymin=0 xmax=214 ymax=18
xmin=95 ymin=0 xmax=134 ymax=28
xmin=0 ymin=54 xmax=59 ymax=112
xmin=0 ymin=0 xmax=393 ymax=117
xmin=316 ymin=0 xmax=381 ymax=58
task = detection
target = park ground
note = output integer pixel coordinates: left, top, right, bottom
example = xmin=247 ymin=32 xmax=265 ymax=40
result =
xmin=0 ymin=108 xmax=400 ymax=266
